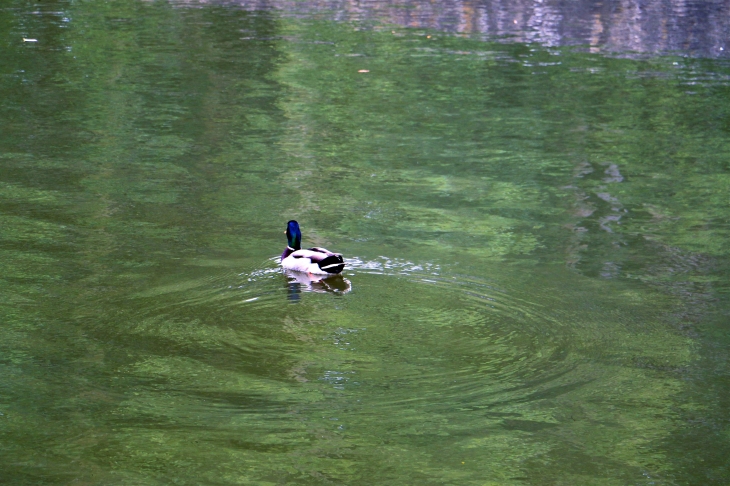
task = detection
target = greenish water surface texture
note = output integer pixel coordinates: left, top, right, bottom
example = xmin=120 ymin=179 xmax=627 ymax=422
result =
xmin=2 ymin=0 xmax=730 ymax=484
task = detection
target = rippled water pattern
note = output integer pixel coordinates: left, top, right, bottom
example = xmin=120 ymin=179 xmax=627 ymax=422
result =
xmin=1 ymin=1 xmax=730 ymax=484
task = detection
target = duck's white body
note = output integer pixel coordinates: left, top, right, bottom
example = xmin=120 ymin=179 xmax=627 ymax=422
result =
xmin=281 ymin=248 xmax=343 ymax=274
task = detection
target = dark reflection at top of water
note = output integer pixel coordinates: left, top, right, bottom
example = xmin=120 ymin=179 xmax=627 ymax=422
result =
xmin=175 ymin=0 xmax=730 ymax=59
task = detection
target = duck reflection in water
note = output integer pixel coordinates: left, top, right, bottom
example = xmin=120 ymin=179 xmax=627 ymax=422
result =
xmin=284 ymin=269 xmax=351 ymax=302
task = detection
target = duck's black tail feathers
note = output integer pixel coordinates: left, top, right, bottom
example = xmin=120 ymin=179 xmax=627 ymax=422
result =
xmin=317 ymin=254 xmax=345 ymax=274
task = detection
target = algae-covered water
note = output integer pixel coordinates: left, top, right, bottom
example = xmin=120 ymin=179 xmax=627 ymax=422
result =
xmin=1 ymin=1 xmax=729 ymax=484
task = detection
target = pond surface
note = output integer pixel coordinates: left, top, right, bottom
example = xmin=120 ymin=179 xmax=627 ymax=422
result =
xmin=1 ymin=1 xmax=730 ymax=484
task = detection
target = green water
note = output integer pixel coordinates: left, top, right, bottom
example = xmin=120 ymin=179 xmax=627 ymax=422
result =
xmin=2 ymin=1 xmax=730 ymax=484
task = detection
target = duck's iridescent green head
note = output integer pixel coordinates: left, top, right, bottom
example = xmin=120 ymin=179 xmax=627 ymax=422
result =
xmin=286 ymin=220 xmax=302 ymax=250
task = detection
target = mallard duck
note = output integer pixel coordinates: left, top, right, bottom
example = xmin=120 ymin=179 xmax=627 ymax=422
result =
xmin=280 ymin=220 xmax=345 ymax=275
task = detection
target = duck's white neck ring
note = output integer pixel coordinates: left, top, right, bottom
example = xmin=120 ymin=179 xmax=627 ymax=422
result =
xmin=287 ymin=246 xmax=296 ymax=251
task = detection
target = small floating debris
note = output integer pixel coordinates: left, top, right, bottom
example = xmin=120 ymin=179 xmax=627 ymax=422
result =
xmin=243 ymin=297 xmax=259 ymax=303
xmin=358 ymin=69 xmax=369 ymax=73
xmin=23 ymin=38 xmax=38 ymax=42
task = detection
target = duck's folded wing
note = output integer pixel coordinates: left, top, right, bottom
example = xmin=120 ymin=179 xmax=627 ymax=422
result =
xmin=291 ymin=249 xmax=328 ymax=262
xmin=307 ymin=247 xmax=341 ymax=257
